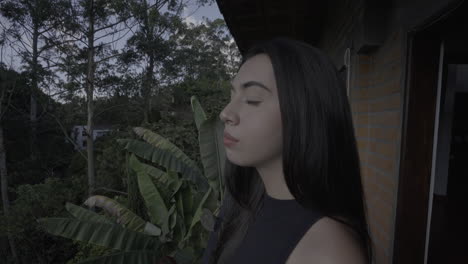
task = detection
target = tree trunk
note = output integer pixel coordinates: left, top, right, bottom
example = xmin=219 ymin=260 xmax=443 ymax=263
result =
xmin=0 ymin=124 xmax=19 ymax=262
xmin=86 ymin=0 xmax=96 ymax=198
xmin=30 ymin=24 xmax=39 ymax=161
xmin=142 ymin=0 xmax=154 ymax=124
xmin=143 ymin=55 xmax=154 ymax=124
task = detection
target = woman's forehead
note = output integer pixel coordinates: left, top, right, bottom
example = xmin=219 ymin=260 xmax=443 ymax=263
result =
xmin=233 ymin=54 xmax=276 ymax=91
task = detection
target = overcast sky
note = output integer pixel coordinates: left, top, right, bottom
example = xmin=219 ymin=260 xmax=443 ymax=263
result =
xmin=183 ymin=1 xmax=223 ymax=25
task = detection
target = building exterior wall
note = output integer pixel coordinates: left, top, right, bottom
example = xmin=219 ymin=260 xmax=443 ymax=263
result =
xmin=316 ymin=1 xmax=465 ymax=262
xmin=70 ymin=125 xmax=113 ymax=150
xmin=350 ymin=29 xmax=403 ymax=264
xmin=317 ymin=4 xmax=404 ymax=264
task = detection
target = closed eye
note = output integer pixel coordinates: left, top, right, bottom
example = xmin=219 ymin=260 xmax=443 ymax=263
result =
xmin=246 ymin=100 xmax=261 ymax=106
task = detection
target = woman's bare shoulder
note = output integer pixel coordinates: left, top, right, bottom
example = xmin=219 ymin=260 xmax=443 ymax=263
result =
xmin=286 ymin=216 xmax=368 ymax=264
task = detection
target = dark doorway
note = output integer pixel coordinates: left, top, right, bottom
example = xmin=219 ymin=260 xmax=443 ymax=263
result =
xmin=427 ymin=63 xmax=468 ymax=264
xmin=393 ymin=2 xmax=468 ymax=264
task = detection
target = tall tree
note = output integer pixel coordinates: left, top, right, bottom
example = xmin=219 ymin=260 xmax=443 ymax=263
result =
xmin=120 ymin=0 xmax=199 ymax=124
xmin=164 ymin=17 xmax=241 ymax=115
xmin=63 ymin=0 xmax=133 ymax=197
xmin=0 ymin=0 xmax=70 ymax=161
xmin=171 ymin=18 xmax=240 ymax=81
xmin=0 ymin=67 xmax=19 ymax=263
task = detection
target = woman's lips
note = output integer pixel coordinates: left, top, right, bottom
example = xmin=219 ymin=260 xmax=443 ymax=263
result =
xmin=223 ymin=131 xmax=239 ymax=146
xmin=223 ymin=131 xmax=239 ymax=141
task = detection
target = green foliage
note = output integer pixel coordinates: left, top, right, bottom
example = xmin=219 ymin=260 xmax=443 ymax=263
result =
xmin=1 ymin=1 xmax=239 ymax=262
xmin=147 ymin=113 xmax=202 ymax=169
xmin=130 ymin=154 xmax=170 ymax=229
xmin=66 ymin=202 xmax=114 ymax=224
xmin=120 ymin=127 xmax=208 ymax=193
xmin=66 ymin=241 xmax=117 ymax=264
xmin=0 ymin=65 xmax=77 ymax=188
xmin=37 ymin=95 xmax=226 ymax=263
xmin=37 ymin=218 xmax=161 ymax=251
xmin=0 ymin=177 xmax=86 ymax=263
xmin=94 ymin=131 xmax=128 ymax=193
xmin=197 ymin=115 xmax=227 ymax=200
xmin=171 ymin=78 xmax=231 ymax=121
xmin=168 ymin=18 xmax=240 ymax=82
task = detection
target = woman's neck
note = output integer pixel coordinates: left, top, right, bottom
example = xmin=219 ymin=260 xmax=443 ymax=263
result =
xmin=255 ymin=155 xmax=295 ymax=200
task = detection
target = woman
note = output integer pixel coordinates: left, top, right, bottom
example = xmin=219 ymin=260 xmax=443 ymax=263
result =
xmin=202 ymin=37 xmax=372 ymax=264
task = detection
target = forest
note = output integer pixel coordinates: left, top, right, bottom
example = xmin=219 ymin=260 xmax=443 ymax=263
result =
xmin=0 ymin=0 xmax=239 ymax=263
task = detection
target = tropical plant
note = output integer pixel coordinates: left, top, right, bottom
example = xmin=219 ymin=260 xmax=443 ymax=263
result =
xmin=37 ymin=95 xmax=226 ymax=263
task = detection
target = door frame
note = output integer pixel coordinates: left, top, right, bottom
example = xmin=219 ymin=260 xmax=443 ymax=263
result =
xmin=393 ymin=1 xmax=466 ymax=263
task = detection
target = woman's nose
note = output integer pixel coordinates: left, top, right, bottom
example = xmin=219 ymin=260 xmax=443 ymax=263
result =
xmin=219 ymin=109 xmax=230 ymax=124
xmin=219 ymin=106 xmax=237 ymax=125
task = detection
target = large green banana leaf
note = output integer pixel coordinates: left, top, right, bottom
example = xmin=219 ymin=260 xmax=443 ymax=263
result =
xmin=77 ymin=250 xmax=162 ymax=264
xmin=183 ymin=186 xmax=212 ymax=242
xmin=169 ymin=205 xmax=177 ymax=231
xmin=130 ymin=154 xmax=168 ymax=229
xmin=173 ymin=191 xmax=187 ymax=245
xmin=167 ymin=204 xmax=177 ymax=242
xmin=199 ymin=116 xmax=226 ymax=203
xmin=166 ymin=169 xmax=181 ymax=191
xmin=169 ymin=176 xmax=184 ymax=200
xmin=117 ymin=133 xmax=208 ymax=193
xmin=190 ymin=95 xmax=208 ymax=130
xmin=82 ymin=196 xmax=161 ymax=236
xmin=175 ymin=188 xmax=185 ymax=226
xmin=133 ymin=127 xmax=208 ymax=192
xmin=181 ymin=184 xmax=195 ymax=228
xmin=133 ymin=158 xmax=176 ymax=187
xmin=65 ymin=202 xmax=113 ymax=224
xmin=37 ymin=218 xmax=160 ymax=251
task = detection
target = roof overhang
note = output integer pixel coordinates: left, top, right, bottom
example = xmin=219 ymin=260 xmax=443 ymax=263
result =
xmin=216 ymin=0 xmax=329 ymax=55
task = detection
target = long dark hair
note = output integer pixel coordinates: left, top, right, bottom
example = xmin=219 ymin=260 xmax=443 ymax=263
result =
xmin=208 ymin=37 xmax=373 ymax=263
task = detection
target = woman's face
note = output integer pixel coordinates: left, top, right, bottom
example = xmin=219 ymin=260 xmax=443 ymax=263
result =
xmin=219 ymin=54 xmax=283 ymax=167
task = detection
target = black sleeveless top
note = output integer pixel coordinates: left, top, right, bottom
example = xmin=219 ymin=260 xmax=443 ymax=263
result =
xmin=201 ymin=193 xmax=324 ymax=264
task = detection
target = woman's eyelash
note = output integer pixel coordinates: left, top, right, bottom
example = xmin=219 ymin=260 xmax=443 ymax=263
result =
xmin=228 ymin=95 xmax=261 ymax=105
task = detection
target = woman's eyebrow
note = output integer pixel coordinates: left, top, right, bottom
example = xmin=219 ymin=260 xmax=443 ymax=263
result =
xmin=230 ymin=80 xmax=272 ymax=93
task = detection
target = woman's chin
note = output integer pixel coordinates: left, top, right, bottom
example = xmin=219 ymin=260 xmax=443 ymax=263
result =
xmin=226 ymin=154 xmax=248 ymax=167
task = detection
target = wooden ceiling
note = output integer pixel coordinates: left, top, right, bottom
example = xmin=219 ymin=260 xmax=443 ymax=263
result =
xmin=216 ymin=0 xmax=330 ymax=55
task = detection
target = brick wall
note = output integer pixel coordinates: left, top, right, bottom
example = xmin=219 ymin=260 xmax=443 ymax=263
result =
xmin=317 ymin=5 xmax=404 ymax=264
xmin=349 ymin=28 xmax=403 ymax=264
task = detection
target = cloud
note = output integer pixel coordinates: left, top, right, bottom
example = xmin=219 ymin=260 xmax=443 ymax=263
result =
xmin=182 ymin=6 xmax=206 ymax=27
